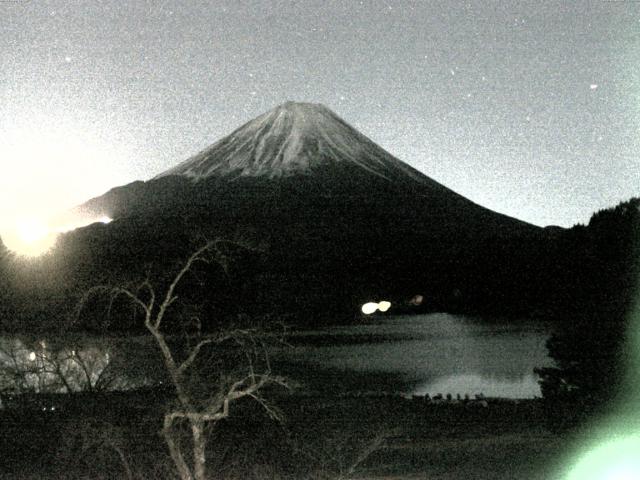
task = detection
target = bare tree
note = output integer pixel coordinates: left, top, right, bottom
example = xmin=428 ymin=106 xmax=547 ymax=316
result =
xmin=0 ymin=336 xmax=126 ymax=396
xmin=97 ymin=241 xmax=286 ymax=480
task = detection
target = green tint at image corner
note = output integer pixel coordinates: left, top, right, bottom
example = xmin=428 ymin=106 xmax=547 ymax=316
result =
xmin=565 ymin=434 xmax=640 ymax=480
xmin=564 ymin=284 xmax=640 ymax=480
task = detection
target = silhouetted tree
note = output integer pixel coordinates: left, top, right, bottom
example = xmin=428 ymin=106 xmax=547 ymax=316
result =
xmin=87 ymin=241 xmax=287 ymax=480
xmin=535 ymin=198 xmax=639 ymax=430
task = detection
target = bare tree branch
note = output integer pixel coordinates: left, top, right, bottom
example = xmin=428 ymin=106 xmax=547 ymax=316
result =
xmin=155 ymin=241 xmax=215 ymax=330
xmin=177 ymin=338 xmax=214 ymax=375
xmin=70 ymin=240 xmax=287 ymax=480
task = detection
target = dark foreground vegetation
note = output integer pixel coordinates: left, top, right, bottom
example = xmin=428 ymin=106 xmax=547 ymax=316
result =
xmin=537 ymin=198 xmax=640 ymax=431
xmin=0 ymin=390 xmax=566 ymax=480
xmin=0 ymin=198 xmax=637 ymax=478
xmin=0 ymin=197 xmax=637 ymax=333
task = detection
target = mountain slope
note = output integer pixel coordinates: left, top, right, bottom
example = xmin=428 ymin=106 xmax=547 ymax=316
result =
xmin=55 ymin=102 xmax=545 ymax=324
xmin=156 ymin=101 xmax=431 ymax=184
xmin=78 ymin=102 xmax=533 ymax=234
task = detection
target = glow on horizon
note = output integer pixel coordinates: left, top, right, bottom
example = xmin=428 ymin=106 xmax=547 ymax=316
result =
xmin=2 ymin=217 xmax=58 ymax=257
xmin=3 ymin=215 xmax=113 ymax=257
xmin=55 ymin=215 xmax=112 ymax=234
xmin=0 ymin=115 xmax=124 ymax=256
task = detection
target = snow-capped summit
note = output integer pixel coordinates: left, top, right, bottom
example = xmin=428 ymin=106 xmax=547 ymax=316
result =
xmin=156 ymin=101 xmax=428 ymax=183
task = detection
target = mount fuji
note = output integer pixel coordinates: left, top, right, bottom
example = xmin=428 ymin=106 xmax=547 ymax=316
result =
xmin=77 ymin=101 xmax=531 ymax=227
xmin=59 ymin=101 xmax=544 ymax=323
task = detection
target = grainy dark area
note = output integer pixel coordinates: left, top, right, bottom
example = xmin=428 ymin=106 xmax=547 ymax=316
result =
xmin=1 ymin=2 xmax=638 ymax=478
xmin=0 ymin=391 xmax=566 ymax=479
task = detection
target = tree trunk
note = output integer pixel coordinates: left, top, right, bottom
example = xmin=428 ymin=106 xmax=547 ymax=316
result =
xmin=110 ymin=443 xmax=134 ymax=480
xmin=192 ymin=419 xmax=207 ymax=480
xmin=163 ymin=414 xmax=194 ymax=480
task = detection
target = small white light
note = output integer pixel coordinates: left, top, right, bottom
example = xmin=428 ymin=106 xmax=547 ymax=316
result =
xmin=361 ymin=302 xmax=378 ymax=315
xmin=28 ymin=352 xmax=36 ymax=361
xmin=378 ymin=301 xmax=391 ymax=312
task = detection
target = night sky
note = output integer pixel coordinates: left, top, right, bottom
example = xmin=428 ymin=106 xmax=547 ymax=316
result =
xmin=1 ymin=0 xmax=639 ymax=228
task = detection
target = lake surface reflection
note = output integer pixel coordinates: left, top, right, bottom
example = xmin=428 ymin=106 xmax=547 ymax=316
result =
xmin=0 ymin=313 xmax=553 ymax=400
xmin=283 ymin=313 xmax=553 ymax=398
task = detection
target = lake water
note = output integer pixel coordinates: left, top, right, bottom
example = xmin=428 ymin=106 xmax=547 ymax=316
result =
xmin=282 ymin=313 xmax=553 ymax=398
xmin=0 ymin=313 xmax=553 ymax=400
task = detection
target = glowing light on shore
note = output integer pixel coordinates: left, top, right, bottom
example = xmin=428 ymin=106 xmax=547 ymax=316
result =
xmin=361 ymin=300 xmax=392 ymax=315
xmin=378 ymin=301 xmax=391 ymax=312
xmin=361 ymin=302 xmax=378 ymax=315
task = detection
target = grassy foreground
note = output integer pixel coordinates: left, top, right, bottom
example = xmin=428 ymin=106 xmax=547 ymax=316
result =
xmin=0 ymin=389 xmax=571 ymax=479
